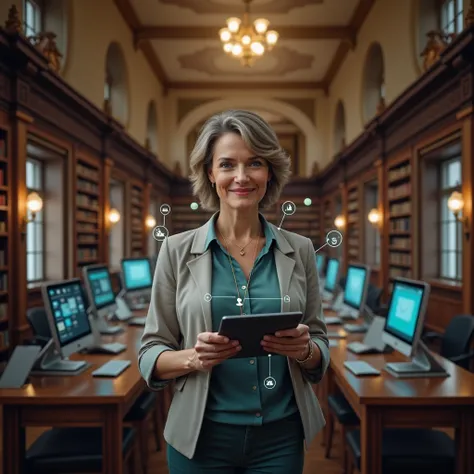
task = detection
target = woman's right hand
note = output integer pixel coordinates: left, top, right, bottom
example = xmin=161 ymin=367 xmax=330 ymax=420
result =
xmin=190 ymin=332 xmax=241 ymax=371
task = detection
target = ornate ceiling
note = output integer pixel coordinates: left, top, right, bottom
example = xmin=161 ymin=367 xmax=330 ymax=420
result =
xmin=116 ymin=0 xmax=374 ymax=91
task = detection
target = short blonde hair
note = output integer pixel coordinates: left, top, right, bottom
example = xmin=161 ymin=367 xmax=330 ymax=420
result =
xmin=189 ymin=110 xmax=291 ymax=211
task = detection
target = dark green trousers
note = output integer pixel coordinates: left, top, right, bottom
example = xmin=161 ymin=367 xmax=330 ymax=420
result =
xmin=167 ymin=411 xmax=305 ymax=474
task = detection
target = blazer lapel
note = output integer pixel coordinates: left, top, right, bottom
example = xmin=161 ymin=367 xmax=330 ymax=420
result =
xmin=186 ymin=252 xmax=213 ymax=332
xmin=274 ymin=248 xmax=296 ymax=312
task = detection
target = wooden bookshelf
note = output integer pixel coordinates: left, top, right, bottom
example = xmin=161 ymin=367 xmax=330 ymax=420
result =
xmin=76 ymin=156 xmax=101 ymax=275
xmin=130 ymin=183 xmax=145 ymax=256
xmin=346 ymin=183 xmax=360 ymax=263
xmin=0 ymin=126 xmax=10 ymax=359
xmin=386 ymin=155 xmax=413 ymax=288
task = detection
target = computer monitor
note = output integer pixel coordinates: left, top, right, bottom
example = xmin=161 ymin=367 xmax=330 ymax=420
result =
xmin=382 ymin=278 xmax=447 ymax=378
xmin=343 ymin=263 xmax=370 ymax=313
xmin=83 ymin=264 xmax=123 ymax=335
xmin=324 ymin=258 xmax=340 ymax=294
xmin=315 ymin=253 xmax=326 ymax=277
xmin=121 ymin=257 xmax=153 ymax=300
xmin=40 ymin=279 xmax=94 ymax=373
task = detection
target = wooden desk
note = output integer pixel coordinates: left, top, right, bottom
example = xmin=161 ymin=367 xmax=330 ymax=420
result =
xmin=0 ymin=321 xmax=147 ymax=474
xmin=324 ymin=326 xmax=474 ymax=474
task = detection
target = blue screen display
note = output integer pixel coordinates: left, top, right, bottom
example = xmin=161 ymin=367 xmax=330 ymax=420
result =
xmin=344 ymin=266 xmax=367 ymax=309
xmin=324 ymin=259 xmax=339 ymax=292
xmin=386 ymin=283 xmax=424 ymax=343
xmin=315 ymin=254 xmax=325 ymax=275
xmin=123 ymin=259 xmax=153 ymax=290
xmin=87 ymin=268 xmax=115 ymax=309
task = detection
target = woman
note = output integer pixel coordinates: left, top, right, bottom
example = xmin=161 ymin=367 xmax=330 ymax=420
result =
xmin=139 ymin=110 xmax=329 ymax=474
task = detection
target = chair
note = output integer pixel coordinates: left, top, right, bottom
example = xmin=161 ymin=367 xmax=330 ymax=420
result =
xmin=365 ymin=284 xmax=382 ymax=313
xmin=345 ymin=428 xmax=455 ymax=474
xmin=324 ymin=393 xmax=359 ymax=470
xmin=423 ymin=314 xmax=474 ymax=370
xmin=124 ymin=390 xmax=163 ymax=474
xmin=25 ymin=427 xmax=140 ymax=473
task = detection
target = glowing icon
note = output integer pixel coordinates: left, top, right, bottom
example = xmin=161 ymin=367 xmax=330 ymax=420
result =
xmin=160 ymin=204 xmax=171 ymax=216
xmin=263 ymin=376 xmax=277 ymax=389
xmin=236 ymin=298 xmax=243 ymax=307
xmin=281 ymin=201 xmax=296 ymax=216
xmin=326 ymin=230 xmax=343 ymax=248
xmin=204 ymin=293 xmax=212 ymax=302
xmin=283 ymin=295 xmax=290 ymax=303
xmin=152 ymin=225 xmax=169 ymax=242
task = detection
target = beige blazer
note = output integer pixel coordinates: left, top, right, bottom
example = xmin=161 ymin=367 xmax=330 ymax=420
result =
xmin=139 ymin=214 xmax=330 ymax=459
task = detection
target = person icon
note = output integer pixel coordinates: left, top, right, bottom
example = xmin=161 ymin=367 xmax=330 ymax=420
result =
xmin=263 ymin=376 xmax=276 ymax=389
xmin=152 ymin=225 xmax=169 ymax=242
xmin=236 ymin=298 xmax=243 ymax=307
xmin=155 ymin=229 xmax=164 ymax=238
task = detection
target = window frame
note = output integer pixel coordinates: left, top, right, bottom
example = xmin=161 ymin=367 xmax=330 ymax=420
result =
xmin=23 ymin=0 xmax=45 ymax=38
xmin=439 ymin=0 xmax=464 ymax=35
xmin=26 ymin=157 xmax=46 ymax=283
xmin=438 ymin=156 xmax=462 ymax=282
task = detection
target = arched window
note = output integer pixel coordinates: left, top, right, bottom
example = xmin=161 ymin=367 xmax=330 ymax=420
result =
xmin=361 ymin=42 xmax=385 ymax=124
xmin=333 ymin=100 xmax=346 ymax=155
xmin=104 ymin=42 xmax=129 ymax=126
xmin=146 ymin=100 xmax=158 ymax=155
xmin=440 ymin=0 xmax=464 ymax=34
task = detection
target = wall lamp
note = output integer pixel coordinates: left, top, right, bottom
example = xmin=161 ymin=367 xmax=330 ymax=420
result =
xmin=334 ymin=215 xmax=345 ymax=230
xmin=21 ymin=191 xmax=43 ymax=236
xmin=108 ymin=208 xmax=121 ymax=225
xmin=447 ymin=191 xmax=469 ymax=240
xmin=145 ymin=214 xmax=156 ymax=229
xmin=368 ymin=208 xmax=382 ymax=228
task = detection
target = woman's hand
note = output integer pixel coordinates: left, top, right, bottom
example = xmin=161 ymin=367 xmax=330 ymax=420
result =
xmin=261 ymin=324 xmax=312 ymax=360
xmin=189 ymin=332 xmax=241 ymax=371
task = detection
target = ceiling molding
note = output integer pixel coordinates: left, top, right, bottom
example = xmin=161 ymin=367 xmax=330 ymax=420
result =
xmin=323 ymin=0 xmax=376 ymax=92
xmin=168 ymin=81 xmax=325 ymax=90
xmin=134 ymin=25 xmax=355 ymax=41
xmin=114 ymin=0 xmax=169 ymax=91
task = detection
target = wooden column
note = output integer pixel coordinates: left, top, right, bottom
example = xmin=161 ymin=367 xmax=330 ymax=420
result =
xmin=143 ymin=182 xmax=152 ymax=255
xmin=102 ymin=158 xmax=114 ymax=265
xmin=10 ymin=110 xmax=31 ymax=344
xmin=375 ymin=158 xmax=385 ymax=289
xmin=460 ymin=109 xmax=473 ymax=313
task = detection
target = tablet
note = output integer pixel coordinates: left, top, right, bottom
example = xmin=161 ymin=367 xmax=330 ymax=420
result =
xmin=218 ymin=312 xmax=303 ymax=358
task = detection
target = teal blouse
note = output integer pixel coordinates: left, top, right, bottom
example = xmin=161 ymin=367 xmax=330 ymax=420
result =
xmin=204 ymin=214 xmax=298 ymax=425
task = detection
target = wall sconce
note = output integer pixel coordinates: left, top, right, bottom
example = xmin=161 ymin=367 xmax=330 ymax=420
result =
xmin=447 ymin=191 xmax=469 ymax=240
xmin=368 ymin=208 xmax=382 ymax=228
xmin=108 ymin=208 xmax=121 ymax=225
xmin=334 ymin=215 xmax=345 ymax=230
xmin=145 ymin=214 xmax=156 ymax=229
xmin=21 ymin=191 xmax=43 ymax=236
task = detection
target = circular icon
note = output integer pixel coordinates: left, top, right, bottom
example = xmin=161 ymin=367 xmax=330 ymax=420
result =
xmin=326 ymin=229 xmax=343 ymax=248
xmin=152 ymin=225 xmax=169 ymax=242
xmin=160 ymin=204 xmax=171 ymax=216
xmin=204 ymin=293 xmax=212 ymax=302
xmin=281 ymin=201 xmax=296 ymax=216
xmin=283 ymin=295 xmax=290 ymax=303
xmin=263 ymin=376 xmax=277 ymax=390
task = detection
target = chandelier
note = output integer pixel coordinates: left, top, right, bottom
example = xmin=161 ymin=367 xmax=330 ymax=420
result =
xmin=219 ymin=0 xmax=279 ymax=67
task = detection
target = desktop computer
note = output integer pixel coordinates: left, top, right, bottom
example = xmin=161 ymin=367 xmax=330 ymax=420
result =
xmin=33 ymin=279 xmax=94 ymax=375
xmin=315 ymin=253 xmax=326 ymax=281
xmin=382 ymin=278 xmax=448 ymax=378
xmin=321 ymin=257 xmax=340 ymax=302
xmin=325 ymin=263 xmax=370 ymax=326
xmin=120 ymin=257 xmax=153 ymax=325
xmin=83 ymin=264 xmax=124 ymax=336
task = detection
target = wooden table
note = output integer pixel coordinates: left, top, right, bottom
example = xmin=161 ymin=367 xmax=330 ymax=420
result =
xmin=0 ymin=321 xmax=147 ymax=474
xmin=323 ymin=324 xmax=474 ymax=474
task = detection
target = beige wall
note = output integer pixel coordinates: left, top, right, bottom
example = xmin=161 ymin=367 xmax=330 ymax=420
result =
xmin=3 ymin=0 xmax=469 ymax=175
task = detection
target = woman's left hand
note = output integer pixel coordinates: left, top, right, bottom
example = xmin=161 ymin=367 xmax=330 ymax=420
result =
xmin=261 ymin=324 xmax=311 ymax=360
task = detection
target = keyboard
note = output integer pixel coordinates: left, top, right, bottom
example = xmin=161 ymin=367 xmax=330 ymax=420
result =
xmin=344 ymin=360 xmax=380 ymax=376
xmin=343 ymin=323 xmax=367 ymax=333
xmin=99 ymin=342 xmax=126 ymax=354
xmin=92 ymin=360 xmax=131 ymax=378
xmin=325 ymin=316 xmax=342 ymax=325
xmin=128 ymin=316 xmax=146 ymax=326
xmin=347 ymin=341 xmax=370 ymax=354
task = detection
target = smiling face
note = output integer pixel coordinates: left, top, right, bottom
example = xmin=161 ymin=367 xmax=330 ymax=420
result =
xmin=208 ymin=132 xmax=271 ymax=212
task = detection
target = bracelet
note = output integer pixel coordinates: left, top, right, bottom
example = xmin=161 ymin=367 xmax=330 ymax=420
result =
xmin=296 ymin=341 xmax=313 ymax=364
